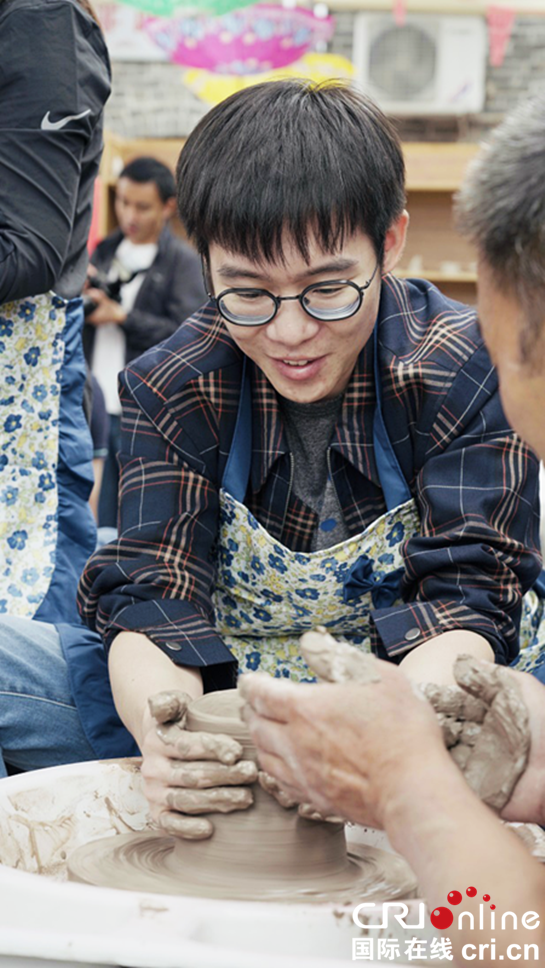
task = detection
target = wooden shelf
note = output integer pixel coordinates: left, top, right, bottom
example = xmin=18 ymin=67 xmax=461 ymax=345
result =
xmin=403 ymin=143 xmax=480 ymax=192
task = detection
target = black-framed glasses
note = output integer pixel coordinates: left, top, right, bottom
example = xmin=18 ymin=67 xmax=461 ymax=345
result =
xmin=207 ymin=262 xmax=380 ymax=327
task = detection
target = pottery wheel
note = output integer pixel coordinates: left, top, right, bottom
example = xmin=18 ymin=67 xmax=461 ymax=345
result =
xmin=67 ymin=830 xmax=416 ymax=903
xmin=68 ymin=690 xmax=416 ymax=904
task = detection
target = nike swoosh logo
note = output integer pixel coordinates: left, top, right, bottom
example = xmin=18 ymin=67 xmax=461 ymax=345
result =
xmin=40 ymin=108 xmax=91 ymax=131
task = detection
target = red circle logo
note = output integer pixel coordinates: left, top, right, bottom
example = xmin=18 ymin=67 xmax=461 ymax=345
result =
xmin=430 ymin=907 xmax=454 ymax=931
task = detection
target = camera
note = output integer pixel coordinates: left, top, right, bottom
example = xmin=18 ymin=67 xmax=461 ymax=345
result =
xmin=83 ymin=266 xmax=138 ymax=318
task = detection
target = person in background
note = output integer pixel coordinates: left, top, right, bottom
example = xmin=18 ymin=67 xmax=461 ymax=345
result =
xmin=84 ymin=156 xmax=206 ymax=528
xmin=241 ymin=92 xmax=545 ymax=966
xmin=0 ymin=0 xmax=138 ymax=775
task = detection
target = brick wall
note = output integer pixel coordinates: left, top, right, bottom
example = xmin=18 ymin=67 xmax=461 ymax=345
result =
xmin=104 ymin=11 xmax=545 ymax=142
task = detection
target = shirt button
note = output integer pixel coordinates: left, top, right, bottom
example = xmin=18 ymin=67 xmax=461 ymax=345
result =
xmin=404 ymin=628 xmax=420 ymax=642
xmin=165 ymin=642 xmax=182 ymax=651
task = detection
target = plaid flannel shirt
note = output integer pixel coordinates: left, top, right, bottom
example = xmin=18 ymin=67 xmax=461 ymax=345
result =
xmin=78 ymin=276 xmax=542 ymax=689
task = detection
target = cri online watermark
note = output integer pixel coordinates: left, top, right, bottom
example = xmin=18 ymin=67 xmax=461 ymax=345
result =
xmin=351 ymin=887 xmax=540 ymax=962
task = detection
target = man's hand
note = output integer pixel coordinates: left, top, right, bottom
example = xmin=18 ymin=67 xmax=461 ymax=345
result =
xmin=85 ymin=288 xmax=126 ymax=326
xmin=301 ymin=630 xmax=533 ymax=813
xmin=240 ymin=663 xmax=443 ymax=830
xmin=419 ymin=657 xmax=530 ymax=811
xmin=497 ymin=668 xmax=545 ymax=824
xmin=140 ymin=690 xmax=258 ymax=840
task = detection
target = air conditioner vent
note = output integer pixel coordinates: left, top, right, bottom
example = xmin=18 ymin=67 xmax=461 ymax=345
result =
xmin=353 ymin=13 xmax=487 ymax=117
xmin=369 ymin=23 xmax=437 ymax=100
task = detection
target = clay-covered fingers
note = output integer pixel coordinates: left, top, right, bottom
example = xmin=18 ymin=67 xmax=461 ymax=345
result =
xmin=460 ymin=668 xmax=530 ymax=811
xmin=166 ymin=785 xmax=254 ymax=815
xmin=258 ymin=771 xmax=299 ymax=809
xmin=453 ymin=654 xmax=511 ymax=706
xmin=299 ymin=628 xmax=381 ymax=684
xmin=157 ymin=726 xmax=244 ymax=766
xmin=171 ymin=759 xmax=258 ymax=789
xmin=148 ymin=690 xmax=192 ymax=727
xmin=421 ymin=680 xmax=487 ymax=723
xmin=156 ymin=813 xmax=215 ymax=841
xmin=422 ymin=655 xmax=531 ymax=811
xmin=143 ymin=689 xmax=259 ymax=841
xmin=296 ymin=802 xmax=345 ymax=824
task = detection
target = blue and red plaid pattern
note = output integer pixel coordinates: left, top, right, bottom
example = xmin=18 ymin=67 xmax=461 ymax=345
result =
xmin=78 ymin=276 xmax=542 ymax=688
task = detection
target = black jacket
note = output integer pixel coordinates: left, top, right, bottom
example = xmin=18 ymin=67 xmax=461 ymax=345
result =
xmin=84 ymin=226 xmax=206 ymax=366
xmin=0 ymin=0 xmax=111 ymax=302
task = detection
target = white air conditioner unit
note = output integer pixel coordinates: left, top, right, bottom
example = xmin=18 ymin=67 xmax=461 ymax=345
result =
xmin=352 ymin=13 xmax=487 ymax=116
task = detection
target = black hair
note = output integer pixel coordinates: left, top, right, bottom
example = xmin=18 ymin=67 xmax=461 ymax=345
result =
xmin=120 ymin=157 xmax=176 ymax=204
xmin=176 ymin=80 xmax=406 ymax=265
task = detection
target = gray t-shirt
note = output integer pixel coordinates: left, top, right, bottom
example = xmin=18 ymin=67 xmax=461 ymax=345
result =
xmin=280 ymin=394 xmax=350 ymax=551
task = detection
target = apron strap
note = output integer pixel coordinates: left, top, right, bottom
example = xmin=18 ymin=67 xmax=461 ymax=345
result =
xmin=221 ymin=357 xmax=252 ymax=502
xmin=372 ymin=326 xmax=412 ymax=511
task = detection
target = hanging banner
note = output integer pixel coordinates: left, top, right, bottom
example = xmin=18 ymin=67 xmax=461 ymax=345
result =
xmin=393 ymin=0 xmax=407 ymax=27
xmin=183 ymin=52 xmax=355 ymax=107
xmin=143 ymin=4 xmax=335 ymax=74
xmin=486 ymin=4 xmax=516 ymax=67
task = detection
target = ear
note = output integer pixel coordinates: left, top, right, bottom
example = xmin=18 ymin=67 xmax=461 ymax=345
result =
xmin=163 ymin=197 xmax=177 ymax=221
xmin=382 ymin=210 xmax=409 ymax=275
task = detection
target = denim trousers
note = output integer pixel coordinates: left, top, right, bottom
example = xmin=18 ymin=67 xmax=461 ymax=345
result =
xmin=0 ymin=616 xmax=97 ymax=777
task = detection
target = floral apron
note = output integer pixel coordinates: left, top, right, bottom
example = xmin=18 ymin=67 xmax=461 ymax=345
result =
xmin=0 ymin=293 xmax=96 ymax=620
xmin=213 ymin=333 xmax=545 ymax=681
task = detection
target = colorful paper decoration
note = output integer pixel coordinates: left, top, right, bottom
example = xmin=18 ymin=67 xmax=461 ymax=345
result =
xmin=393 ymin=0 xmax=407 ymax=27
xmin=143 ymin=4 xmax=335 ymax=74
xmin=113 ymin=0 xmax=256 ymax=17
xmin=486 ymin=5 xmax=516 ymax=67
xmin=182 ymin=52 xmax=355 ymax=106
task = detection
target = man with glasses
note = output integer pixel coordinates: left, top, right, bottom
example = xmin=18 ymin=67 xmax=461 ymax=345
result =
xmin=77 ymin=81 xmax=541 ymax=839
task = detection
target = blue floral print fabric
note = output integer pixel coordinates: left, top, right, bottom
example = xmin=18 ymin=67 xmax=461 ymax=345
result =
xmin=213 ymin=490 xmax=418 ymax=680
xmin=214 ymin=489 xmax=545 ymax=681
xmin=0 ymin=294 xmax=65 ymax=616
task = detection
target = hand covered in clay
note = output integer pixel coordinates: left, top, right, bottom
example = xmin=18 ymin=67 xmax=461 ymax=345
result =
xmin=257 ymin=770 xmax=344 ymax=823
xmin=422 ymin=656 xmax=530 ymax=812
xmin=300 ymin=629 xmax=531 ymax=813
xmin=140 ymin=691 xmax=258 ymax=840
xmin=239 ymin=659 xmax=443 ymax=830
xmin=457 ymin=664 xmax=545 ymax=824
xmin=301 ymin=629 xmax=532 ymax=820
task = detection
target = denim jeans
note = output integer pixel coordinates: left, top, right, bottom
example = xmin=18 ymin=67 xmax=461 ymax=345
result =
xmin=0 ymin=616 xmax=97 ymax=778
